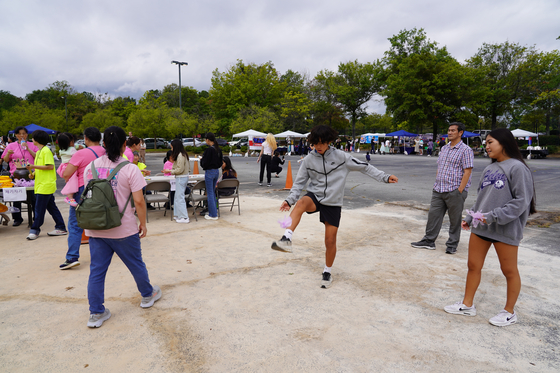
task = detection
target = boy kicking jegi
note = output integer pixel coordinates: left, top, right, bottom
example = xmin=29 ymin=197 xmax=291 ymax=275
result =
xmin=271 ymin=125 xmax=398 ymax=288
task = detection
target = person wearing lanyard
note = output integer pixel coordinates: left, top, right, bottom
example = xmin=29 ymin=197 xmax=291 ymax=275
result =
xmin=1 ymin=126 xmax=39 ymax=226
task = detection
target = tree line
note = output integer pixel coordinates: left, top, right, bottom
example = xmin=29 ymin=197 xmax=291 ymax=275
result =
xmin=1 ymin=28 xmax=559 ymax=141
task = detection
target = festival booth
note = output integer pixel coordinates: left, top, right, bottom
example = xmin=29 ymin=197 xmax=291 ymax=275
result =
xmin=360 ymin=133 xmax=386 ymax=153
xmin=232 ymin=129 xmax=267 ymax=152
xmin=274 ymin=130 xmax=305 ymax=155
xmin=8 ymin=123 xmax=57 ymax=135
xmin=385 ymin=130 xmax=418 ymax=154
xmin=510 ymin=129 xmax=547 ymax=159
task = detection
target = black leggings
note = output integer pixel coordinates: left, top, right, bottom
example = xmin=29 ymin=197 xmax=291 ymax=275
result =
xmin=259 ymin=154 xmax=272 ymax=183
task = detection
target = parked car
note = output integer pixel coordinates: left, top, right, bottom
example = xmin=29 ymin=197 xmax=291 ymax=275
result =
xmin=216 ymin=138 xmax=229 ymax=147
xmin=237 ymin=138 xmax=249 ymax=148
xmin=182 ymin=137 xmax=203 ymax=147
xmin=229 ymin=138 xmax=248 ymax=148
xmin=473 ymin=130 xmax=491 ymax=139
xmin=144 ymin=138 xmax=167 ymax=149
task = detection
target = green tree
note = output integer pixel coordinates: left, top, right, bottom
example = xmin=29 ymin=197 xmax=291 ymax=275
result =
xmin=521 ymin=50 xmax=560 ymax=134
xmin=0 ymin=101 xmax=67 ymax=134
xmin=127 ymin=95 xmax=173 ymax=147
xmin=279 ymin=91 xmax=311 ymax=132
xmin=309 ymin=70 xmax=349 ymax=131
xmin=80 ymin=109 xmax=124 ymax=133
xmin=229 ymin=105 xmax=282 ymax=134
xmin=381 ymin=28 xmax=467 ymax=139
xmin=333 ymin=60 xmax=381 ymax=139
xmin=209 ymin=60 xmax=285 ymax=133
xmin=467 ymin=41 xmax=535 ymax=129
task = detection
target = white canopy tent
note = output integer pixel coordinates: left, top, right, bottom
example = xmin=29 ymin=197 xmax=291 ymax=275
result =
xmin=273 ymin=130 xmax=305 ymax=138
xmin=232 ymin=129 xmax=267 ymax=138
xmin=510 ymin=129 xmax=538 ymax=137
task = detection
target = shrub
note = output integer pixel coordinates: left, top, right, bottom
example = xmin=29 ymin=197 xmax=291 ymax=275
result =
xmin=539 ymin=135 xmax=560 ymax=146
xmin=550 ymin=130 xmax=559 ymax=136
xmin=240 ymin=146 xmax=248 ymax=153
xmin=546 ymin=145 xmax=558 ymax=154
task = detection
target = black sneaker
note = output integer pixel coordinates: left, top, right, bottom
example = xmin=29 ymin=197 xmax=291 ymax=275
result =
xmin=445 ymin=248 xmax=457 ymax=254
xmin=411 ymin=240 xmax=436 ymax=250
xmin=60 ymin=258 xmax=80 ymax=270
xmin=321 ymin=272 xmax=333 ymax=289
xmin=271 ymin=235 xmax=292 ymax=252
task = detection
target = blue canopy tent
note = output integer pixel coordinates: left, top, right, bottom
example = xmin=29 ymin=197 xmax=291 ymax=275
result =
xmin=385 ymin=130 xmax=418 ymax=154
xmin=385 ymin=130 xmax=418 ymax=137
xmin=440 ymin=130 xmax=480 ymax=145
xmin=8 ymin=123 xmax=57 ymax=135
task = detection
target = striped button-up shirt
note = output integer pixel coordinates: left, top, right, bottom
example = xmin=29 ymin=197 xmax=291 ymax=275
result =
xmin=433 ymin=141 xmax=474 ymax=192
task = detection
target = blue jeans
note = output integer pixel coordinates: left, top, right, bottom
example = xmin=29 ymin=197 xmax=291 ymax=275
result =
xmin=174 ymin=176 xmax=189 ymax=219
xmin=204 ymin=168 xmax=219 ymax=218
xmin=29 ymin=193 xmax=66 ymax=235
xmin=66 ymin=185 xmax=84 ymax=261
xmin=88 ymin=234 xmax=153 ymax=314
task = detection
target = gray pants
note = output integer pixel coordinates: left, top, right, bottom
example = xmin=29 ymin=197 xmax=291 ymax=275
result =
xmin=422 ymin=189 xmax=468 ymax=251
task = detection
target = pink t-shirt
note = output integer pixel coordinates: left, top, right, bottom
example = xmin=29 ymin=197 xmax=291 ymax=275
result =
xmin=1 ymin=141 xmax=39 ymax=175
xmin=83 ymin=156 xmax=147 ymax=239
xmin=123 ymin=147 xmax=134 ymax=162
xmin=68 ymin=146 xmax=106 ymax=187
xmin=163 ymin=160 xmax=173 ymax=176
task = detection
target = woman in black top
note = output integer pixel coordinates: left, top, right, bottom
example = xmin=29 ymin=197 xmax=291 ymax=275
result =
xmin=200 ymin=132 xmax=223 ymax=220
xmin=270 ymin=150 xmax=285 ymax=178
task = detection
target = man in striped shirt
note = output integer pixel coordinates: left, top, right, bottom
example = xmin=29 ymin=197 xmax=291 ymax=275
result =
xmin=411 ymin=122 xmax=474 ymax=254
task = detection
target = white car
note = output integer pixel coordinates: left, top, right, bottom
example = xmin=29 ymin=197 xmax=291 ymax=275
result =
xmin=182 ymin=138 xmax=203 ymax=147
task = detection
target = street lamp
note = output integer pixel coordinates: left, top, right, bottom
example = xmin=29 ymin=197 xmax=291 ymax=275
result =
xmin=61 ymin=96 xmax=68 ymax=131
xmin=171 ymin=60 xmax=188 ymax=111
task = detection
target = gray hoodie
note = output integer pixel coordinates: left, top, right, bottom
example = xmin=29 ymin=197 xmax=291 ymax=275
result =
xmin=464 ymin=158 xmax=534 ymax=246
xmin=285 ymin=147 xmax=391 ymax=207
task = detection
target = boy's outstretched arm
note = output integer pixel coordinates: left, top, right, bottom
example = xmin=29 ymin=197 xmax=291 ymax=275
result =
xmin=280 ymin=200 xmax=290 ymax=212
xmin=388 ymin=175 xmax=398 ymax=183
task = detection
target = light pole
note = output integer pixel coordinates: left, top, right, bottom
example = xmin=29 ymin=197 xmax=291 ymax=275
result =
xmin=171 ymin=61 xmax=188 ymax=111
xmin=61 ymin=96 xmax=68 ymax=131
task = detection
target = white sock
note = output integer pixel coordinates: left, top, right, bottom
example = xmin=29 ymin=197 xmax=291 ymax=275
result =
xmin=323 ymin=266 xmax=331 ymax=273
xmin=284 ymin=229 xmax=293 ymax=240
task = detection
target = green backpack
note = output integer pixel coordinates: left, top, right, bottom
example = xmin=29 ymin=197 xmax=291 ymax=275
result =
xmin=76 ymin=161 xmax=133 ymax=230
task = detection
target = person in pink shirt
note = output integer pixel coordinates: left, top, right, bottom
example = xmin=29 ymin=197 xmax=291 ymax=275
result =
xmin=84 ymin=126 xmax=161 ymax=328
xmin=59 ymin=127 xmax=106 ymax=270
xmin=1 ymin=126 xmax=39 ymax=226
xmin=124 ymin=136 xmax=141 ymax=161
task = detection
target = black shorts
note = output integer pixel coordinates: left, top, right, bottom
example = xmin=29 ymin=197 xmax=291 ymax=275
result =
xmin=304 ymin=192 xmax=341 ymax=228
xmin=475 ymin=233 xmax=500 ymax=244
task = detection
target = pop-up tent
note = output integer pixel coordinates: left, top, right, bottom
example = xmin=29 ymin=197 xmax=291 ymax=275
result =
xmin=8 ymin=123 xmax=57 ymax=135
xmin=232 ymin=129 xmax=267 ymax=138
xmin=511 ymin=129 xmax=538 ymax=138
xmin=232 ymin=129 xmax=267 ymax=151
xmin=273 ymin=130 xmax=305 ymax=138
xmin=385 ymin=130 xmax=418 ymax=137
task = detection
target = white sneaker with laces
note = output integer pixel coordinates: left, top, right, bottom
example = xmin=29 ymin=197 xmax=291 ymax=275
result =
xmin=489 ymin=310 xmax=517 ymax=327
xmin=176 ymin=218 xmax=190 ymax=224
xmin=321 ymin=272 xmax=333 ymax=289
xmin=444 ymin=301 xmax=477 ymax=316
xmin=26 ymin=233 xmax=39 ymax=240
xmin=141 ymin=285 xmax=162 ymax=308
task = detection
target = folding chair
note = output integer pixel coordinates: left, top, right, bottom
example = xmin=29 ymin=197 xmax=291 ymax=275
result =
xmin=217 ymin=179 xmax=240 ymax=216
xmin=144 ymin=181 xmax=172 ymax=222
xmin=187 ymin=180 xmax=207 ymax=221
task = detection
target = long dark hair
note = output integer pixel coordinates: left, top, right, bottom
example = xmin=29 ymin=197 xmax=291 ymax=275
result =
xmin=205 ymin=132 xmax=222 ymax=154
xmin=487 ymin=128 xmax=536 ymax=214
xmin=103 ymin=126 xmax=127 ymax=162
xmin=170 ymin=139 xmax=189 ymax=161
xmin=126 ymin=136 xmax=140 ymax=147
xmin=222 ymin=156 xmax=237 ymax=177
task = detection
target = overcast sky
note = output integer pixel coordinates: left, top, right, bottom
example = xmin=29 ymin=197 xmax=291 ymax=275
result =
xmin=1 ymin=0 xmax=559 ymax=114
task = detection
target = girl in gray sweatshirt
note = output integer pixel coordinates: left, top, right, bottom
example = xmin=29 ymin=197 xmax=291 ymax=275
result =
xmin=444 ymin=128 xmax=536 ymax=327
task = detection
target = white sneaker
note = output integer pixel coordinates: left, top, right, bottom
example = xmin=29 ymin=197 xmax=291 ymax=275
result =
xmin=26 ymin=233 xmax=39 ymax=240
xmin=204 ymin=214 xmax=218 ymax=221
xmin=176 ymin=218 xmax=190 ymax=224
xmin=321 ymin=272 xmax=333 ymax=289
xmin=444 ymin=301 xmax=477 ymax=316
xmin=489 ymin=310 xmax=517 ymax=327
xmin=47 ymin=229 xmax=68 ymax=236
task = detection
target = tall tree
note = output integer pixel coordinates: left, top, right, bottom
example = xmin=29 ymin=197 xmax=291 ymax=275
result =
xmin=467 ymin=42 xmax=534 ymax=129
xmin=333 ymin=60 xmax=380 ymax=139
xmin=209 ymin=60 xmax=285 ymax=134
xmin=380 ymin=28 xmax=467 ymax=138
